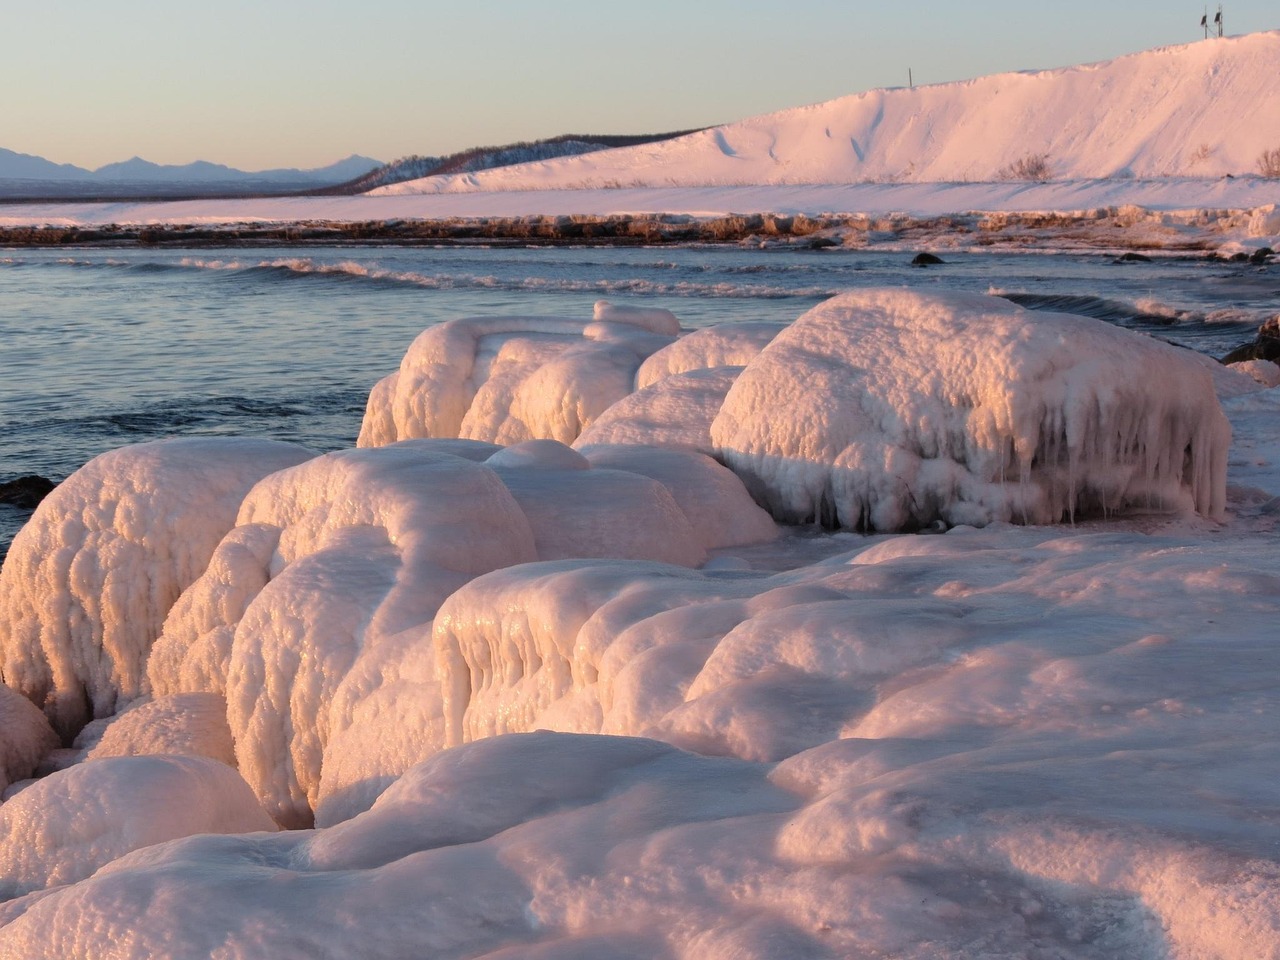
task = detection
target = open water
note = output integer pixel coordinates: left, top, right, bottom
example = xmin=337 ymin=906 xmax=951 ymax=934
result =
xmin=1 ymin=243 xmax=1275 ymax=556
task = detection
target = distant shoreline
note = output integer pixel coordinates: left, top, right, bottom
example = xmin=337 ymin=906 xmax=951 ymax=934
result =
xmin=0 ymin=209 xmax=1254 ymax=253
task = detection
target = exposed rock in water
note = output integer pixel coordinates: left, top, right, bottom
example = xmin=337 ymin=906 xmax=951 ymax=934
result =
xmin=911 ymin=252 xmax=945 ymax=265
xmin=1221 ymin=316 xmax=1280 ymax=364
xmin=1113 ymin=252 xmax=1153 ymax=263
xmin=0 ymin=475 xmax=56 ymax=509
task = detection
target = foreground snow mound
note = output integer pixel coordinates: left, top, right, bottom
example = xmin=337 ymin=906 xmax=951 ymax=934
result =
xmin=0 ymin=438 xmax=313 ymax=738
xmin=0 ymin=755 xmax=274 ymax=900
xmin=3 ymin=714 xmax=1279 ymax=959
xmin=712 ymin=289 xmax=1230 ymax=531
xmin=358 ymin=304 xmax=675 ymax=448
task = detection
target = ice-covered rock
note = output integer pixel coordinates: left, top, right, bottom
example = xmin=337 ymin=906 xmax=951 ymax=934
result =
xmin=711 ymin=288 xmax=1230 ymax=531
xmin=0 ymin=755 xmax=274 ymax=900
xmin=0 ymin=438 xmax=313 ymax=738
xmin=155 ymin=443 xmax=537 ymax=827
xmin=635 ymin=320 xmax=786 ymax=389
xmin=357 ymin=308 xmax=676 ymax=448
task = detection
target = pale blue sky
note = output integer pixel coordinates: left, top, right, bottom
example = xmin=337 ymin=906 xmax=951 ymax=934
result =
xmin=3 ymin=0 xmax=1275 ymax=171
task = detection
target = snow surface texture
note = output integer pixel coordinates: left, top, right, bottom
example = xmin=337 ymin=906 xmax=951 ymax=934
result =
xmin=1 ymin=290 xmax=1278 ymax=957
xmin=0 ymin=438 xmax=313 ymax=738
xmin=712 ymin=289 xmax=1231 ymax=530
xmin=358 ymin=301 xmax=675 ymax=449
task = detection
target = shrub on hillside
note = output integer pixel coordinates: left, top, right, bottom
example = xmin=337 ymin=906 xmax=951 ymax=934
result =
xmin=1258 ymin=148 xmax=1280 ymax=179
xmin=997 ymin=154 xmax=1053 ymax=182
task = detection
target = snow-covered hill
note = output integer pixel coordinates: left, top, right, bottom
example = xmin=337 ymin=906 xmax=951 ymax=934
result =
xmin=375 ymin=31 xmax=1280 ymax=195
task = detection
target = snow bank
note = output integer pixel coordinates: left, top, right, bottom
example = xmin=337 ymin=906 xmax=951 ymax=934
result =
xmin=711 ymin=288 xmax=1231 ymax=531
xmin=0 ymin=438 xmax=313 ymax=738
xmin=358 ymin=308 xmax=674 ymax=448
xmin=0 ymin=755 xmax=274 ymax=900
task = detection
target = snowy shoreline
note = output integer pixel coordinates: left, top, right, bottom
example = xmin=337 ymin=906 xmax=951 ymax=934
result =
xmin=1 ymin=179 xmax=1277 ymax=253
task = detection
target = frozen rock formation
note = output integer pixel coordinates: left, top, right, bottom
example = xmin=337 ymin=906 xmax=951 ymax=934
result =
xmin=0 ymin=438 xmax=313 ymax=738
xmin=711 ymin=289 xmax=1231 ymax=530
xmin=357 ymin=303 xmax=676 ymax=448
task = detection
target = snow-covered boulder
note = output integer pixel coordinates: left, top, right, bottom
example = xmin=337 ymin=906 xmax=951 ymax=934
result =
xmin=86 ymin=693 xmax=237 ymax=767
xmin=0 ymin=755 xmax=274 ymax=900
xmin=711 ymin=289 xmax=1230 ymax=531
xmin=357 ymin=305 xmax=676 ymax=448
xmin=0 ymin=438 xmax=314 ymax=738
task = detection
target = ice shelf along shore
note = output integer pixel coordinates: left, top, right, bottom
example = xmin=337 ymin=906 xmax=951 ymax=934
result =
xmin=1 ymin=288 xmax=1280 ymax=959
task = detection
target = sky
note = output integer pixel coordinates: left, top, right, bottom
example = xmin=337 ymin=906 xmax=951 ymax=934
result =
xmin=3 ymin=0 xmax=1276 ymax=172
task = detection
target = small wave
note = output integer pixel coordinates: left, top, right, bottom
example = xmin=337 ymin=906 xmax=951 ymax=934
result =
xmin=993 ymin=291 xmax=1183 ymax=326
xmin=173 ymin=256 xmax=836 ymax=299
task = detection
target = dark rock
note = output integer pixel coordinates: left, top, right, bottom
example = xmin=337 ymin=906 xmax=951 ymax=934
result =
xmin=1249 ymin=247 xmax=1274 ymax=264
xmin=911 ymin=252 xmax=945 ymax=265
xmin=1221 ymin=317 xmax=1280 ymax=364
xmin=0 ymin=475 xmax=56 ymax=509
xmin=1113 ymin=252 xmax=1153 ymax=263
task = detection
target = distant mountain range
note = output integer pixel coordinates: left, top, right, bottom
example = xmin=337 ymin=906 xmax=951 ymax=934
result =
xmin=0 ymin=151 xmax=383 ymax=199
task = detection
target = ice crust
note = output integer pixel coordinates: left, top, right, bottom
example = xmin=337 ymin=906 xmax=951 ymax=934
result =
xmin=1 ymin=290 xmax=1277 ymax=958
xmin=712 ymin=289 xmax=1231 ymax=530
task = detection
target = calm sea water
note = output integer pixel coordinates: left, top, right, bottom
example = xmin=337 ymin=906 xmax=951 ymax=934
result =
xmin=1 ymin=244 xmax=1274 ymax=556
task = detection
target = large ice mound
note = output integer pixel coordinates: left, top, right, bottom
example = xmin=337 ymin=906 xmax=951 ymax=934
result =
xmin=0 ymin=438 xmax=314 ymax=737
xmin=711 ymin=289 xmax=1231 ymax=530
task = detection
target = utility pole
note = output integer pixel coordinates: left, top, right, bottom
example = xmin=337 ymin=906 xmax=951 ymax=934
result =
xmin=1216 ymin=4 xmax=1224 ymax=37
xmin=1201 ymin=6 xmax=1209 ymax=38
xmin=909 ymin=68 xmax=913 ymax=90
